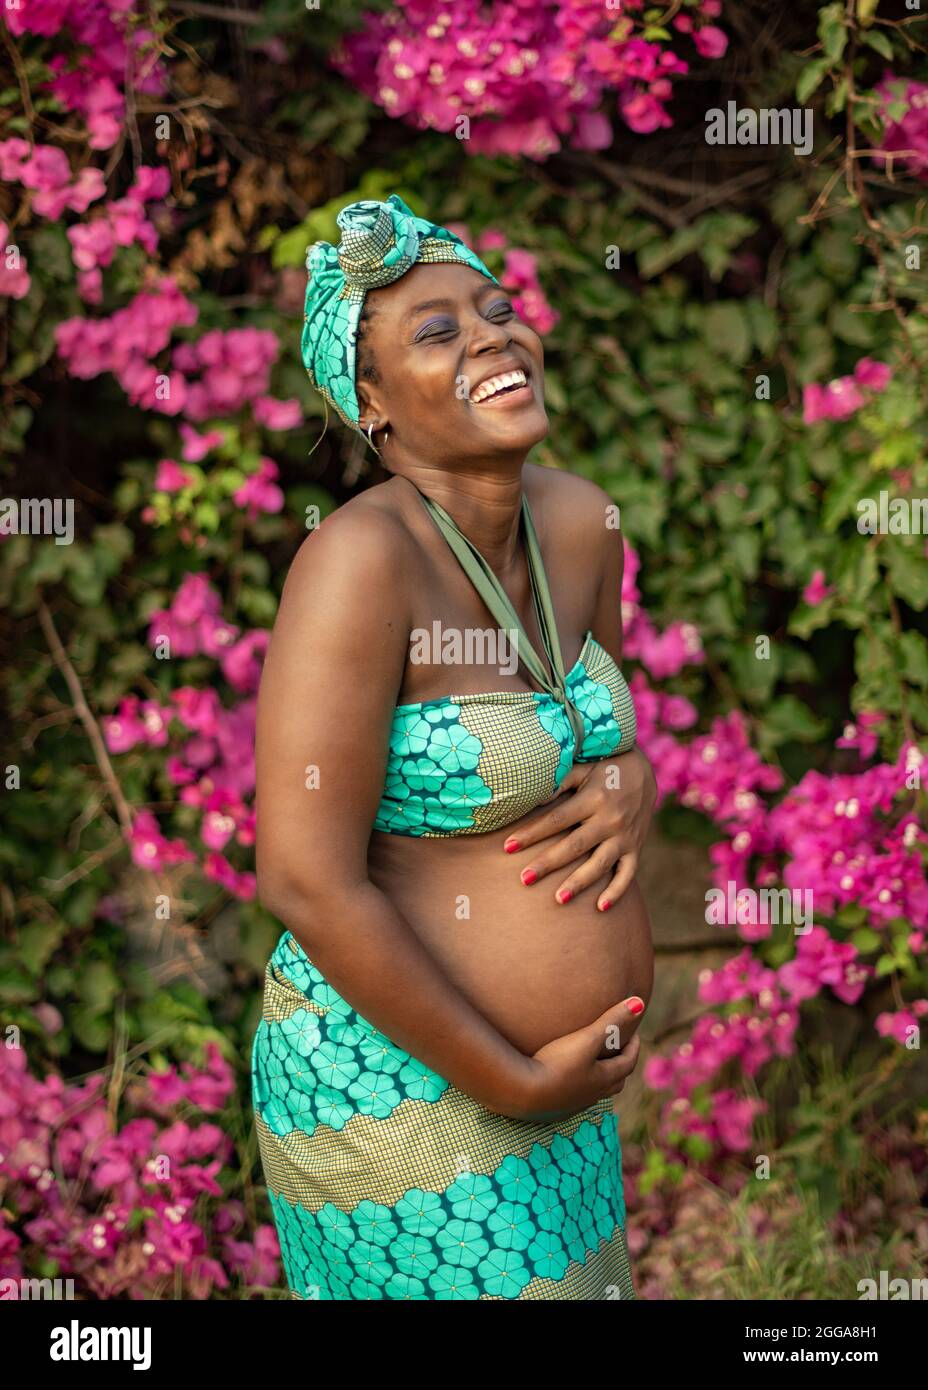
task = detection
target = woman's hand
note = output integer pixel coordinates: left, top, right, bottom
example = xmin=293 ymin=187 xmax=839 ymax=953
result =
xmin=503 ymin=747 xmax=657 ymax=912
xmin=497 ymin=996 xmax=646 ymax=1123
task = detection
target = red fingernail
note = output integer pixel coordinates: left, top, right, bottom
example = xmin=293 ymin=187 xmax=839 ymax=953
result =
xmin=557 ymin=888 xmax=572 ymax=904
xmin=625 ymin=996 xmax=645 ymax=1015
xmin=521 ymin=868 xmax=537 ymax=886
xmin=504 ymin=839 xmax=520 ymax=853
xmin=599 ymin=899 xmax=612 ymax=912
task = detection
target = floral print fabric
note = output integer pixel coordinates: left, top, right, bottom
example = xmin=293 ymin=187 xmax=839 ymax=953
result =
xmin=373 ymin=631 xmax=634 ymax=836
xmin=300 ymin=193 xmax=499 ymax=431
xmin=252 ymin=933 xmax=635 ymax=1301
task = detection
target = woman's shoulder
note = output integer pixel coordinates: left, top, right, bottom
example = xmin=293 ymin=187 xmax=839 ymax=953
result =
xmin=524 ymin=463 xmax=619 ymax=553
xmin=282 ymin=481 xmax=414 ymax=603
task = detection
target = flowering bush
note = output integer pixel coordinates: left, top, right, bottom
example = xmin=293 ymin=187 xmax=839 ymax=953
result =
xmin=333 ymin=0 xmax=728 ymax=157
xmin=2 ymin=0 xmax=927 ymax=1297
xmin=876 ymin=75 xmax=928 ymax=181
xmin=0 ymin=1041 xmax=278 ymax=1298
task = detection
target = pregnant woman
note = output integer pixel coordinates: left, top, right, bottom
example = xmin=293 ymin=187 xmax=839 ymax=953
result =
xmin=252 ymin=195 xmax=656 ymax=1301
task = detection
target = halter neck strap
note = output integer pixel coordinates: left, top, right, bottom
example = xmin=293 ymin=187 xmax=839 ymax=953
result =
xmin=412 ymin=485 xmax=586 ymax=754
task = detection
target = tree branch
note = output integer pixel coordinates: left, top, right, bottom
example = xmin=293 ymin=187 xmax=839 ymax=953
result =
xmin=37 ymin=601 xmax=135 ymax=839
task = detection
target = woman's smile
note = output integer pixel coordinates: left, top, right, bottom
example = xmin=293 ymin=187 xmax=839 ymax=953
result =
xmin=468 ymin=363 xmax=535 ymax=408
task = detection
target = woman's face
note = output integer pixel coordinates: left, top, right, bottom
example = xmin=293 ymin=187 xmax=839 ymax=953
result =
xmin=356 ymin=261 xmax=548 ymax=464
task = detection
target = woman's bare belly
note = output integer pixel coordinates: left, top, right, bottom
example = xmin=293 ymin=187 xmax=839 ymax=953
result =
xmin=368 ymin=795 xmax=654 ymax=1057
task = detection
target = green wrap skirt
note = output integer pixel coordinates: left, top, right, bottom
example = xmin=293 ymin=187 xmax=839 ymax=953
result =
xmin=252 ymin=931 xmax=636 ymax=1301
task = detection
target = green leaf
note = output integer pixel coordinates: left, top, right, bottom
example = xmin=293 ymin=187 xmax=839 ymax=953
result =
xmin=731 ymin=530 xmax=761 ymax=579
xmin=687 ymin=423 xmax=743 ymax=461
xmin=817 ymin=3 xmax=848 ymax=63
xmin=851 ymin=927 xmax=883 ymax=954
xmin=744 ymin=300 xmax=779 ymax=355
xmin=822 ymin=465 xmax=870 ymax=531
xmin=606 ymin=377 xmax=652 ymax=417
xmin=886 ymin=543 xmax=928 ymax=610
xmin=651 ymin=382 xmax=696 ymax=423
xmin=93 ymin=523 xmax=134 ymax=565
xmin=797 ymin=58 xmax=830 ymax=105
xmin=0 ymin=963 xmax=36 ymax=1003
xmin=18 ymin=921 xmax=63 ymax=975
xmin=64 ymin=548 xmax=105 ymax=606
xmin=862 ymin=30 xmax=893 ymax=61
xmin=835 ymin=542 xmax=879 ymax=605
xmin=828 ymin=302 xmax=874 ymax=347
xmin=218 ymin=468 xmax=246 ymax=494
xmin=897 ymin=630 xmax=928 ymax=685
xmin=70 ymin=1005 xmax=114 ymax=1053
xmin=77 ymin=960 xmax=120 ymax=1012
xmin=193 ymin=501 xmax=221 ymax=533
xmin=27 ymin=544 xmax=69 ymax=586
xmin=704 ymin=303 xmax=752 ymax=365
xmin=763 ymin=695 xmax=828 ymax=744
xmin=636 ymin=227 xmax=703 ymax=280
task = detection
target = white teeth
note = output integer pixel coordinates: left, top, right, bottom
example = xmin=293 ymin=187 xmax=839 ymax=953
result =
xmin=471 ymin=369 xmax=527 ymax=403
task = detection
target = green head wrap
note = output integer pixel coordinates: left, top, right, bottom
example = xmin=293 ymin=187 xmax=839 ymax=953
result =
xmin=300 ymin=194 xmax=499 ymax=434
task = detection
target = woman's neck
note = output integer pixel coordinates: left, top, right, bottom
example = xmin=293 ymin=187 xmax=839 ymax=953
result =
xmin=395 ymin=461 xmax=527 ymax=572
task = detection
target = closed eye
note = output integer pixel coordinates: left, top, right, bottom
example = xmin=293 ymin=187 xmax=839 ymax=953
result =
xmin=414 ymin=300 xmax=516 ymax=343
xmin=416 ymin=323 xmax=457 ymax=342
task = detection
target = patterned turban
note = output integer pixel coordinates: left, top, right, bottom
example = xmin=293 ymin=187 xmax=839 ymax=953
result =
xmin=300 ymin=194 xmax=499 ymax=432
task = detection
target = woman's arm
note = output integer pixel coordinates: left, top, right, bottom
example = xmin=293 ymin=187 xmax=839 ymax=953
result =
xmin=255 ymin=502 xmax=640 ymax=1116
xmin=256 ymin=505 xmax=528 ymax=1110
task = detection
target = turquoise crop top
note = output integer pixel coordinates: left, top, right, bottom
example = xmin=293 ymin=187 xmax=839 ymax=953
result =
xmin=374 ymin=630 xmax=637 ymax=837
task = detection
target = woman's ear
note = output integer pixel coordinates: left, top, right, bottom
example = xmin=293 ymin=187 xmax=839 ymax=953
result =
xmin=356 ymin=382 xmax=387 ymax=432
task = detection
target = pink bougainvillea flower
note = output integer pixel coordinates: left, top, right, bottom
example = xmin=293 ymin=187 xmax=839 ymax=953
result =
xmin=693 ymin=25 xmax=728 ymax=60
xmin=477 ymin=228 xmax=508 ymax=252
xmin=252 ymin=395 xmax=303 ymax=431
xmin=802 ymin=569 xmax=834 ymax=606
xmin=779 ymin=926 xmax=870 ymax=1005
xmin=127 ymin=811 xmax=196 ymax=870
xmin=179 ymin=423 xmax=224 ymax=462
xmin=836 ymin=711 xmax=884 ymax=761
xmin=875 ymin=1001 xmax=928 ymax=1045
xmin=802 ymin=376 xmax=863 ymax=423
xmin=853 ymin=356 xmax=892 ymax=391
xmin=203 ymin=851 xmax=257 ymax=900
xmin=875 ymin=75 xmax=928 ymax=180
xmin=220 ymin=630 xmax=270 ymax=693
xmin=232 ymin=458 xmax=285 ymax=520
xmin=155 ymin=459 xmax=195 ymax=493
xmin=128 ymin=165 xmax=171 ymax=203
xmin=804 ymin=355 xmax=892 ymax=423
